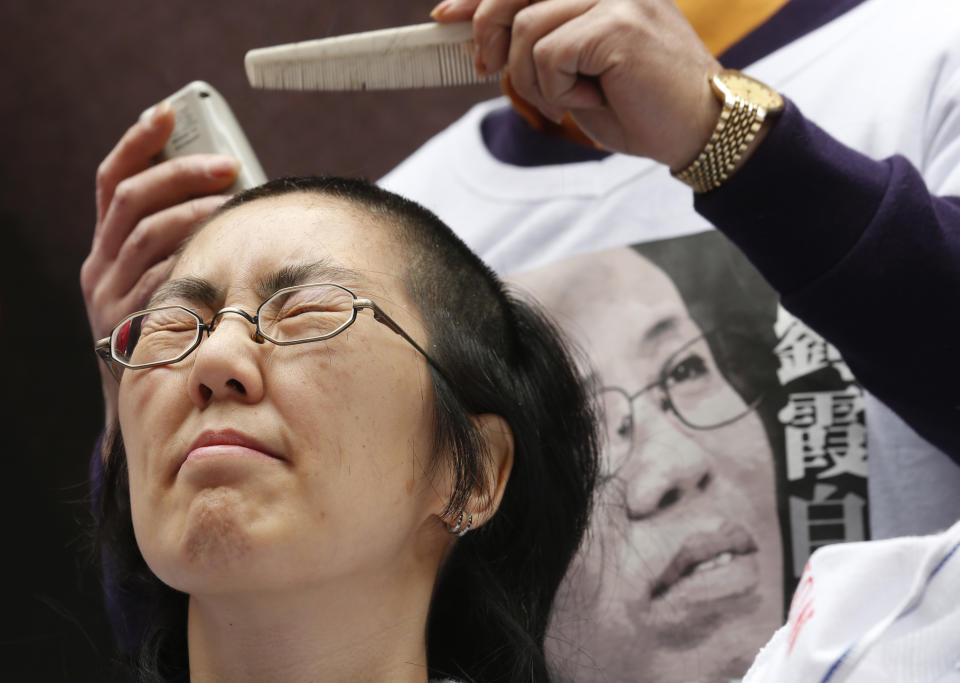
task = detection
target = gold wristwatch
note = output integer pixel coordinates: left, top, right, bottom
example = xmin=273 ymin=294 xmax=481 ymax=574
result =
xmin=673 ymin=69 xmax=784 ymax=194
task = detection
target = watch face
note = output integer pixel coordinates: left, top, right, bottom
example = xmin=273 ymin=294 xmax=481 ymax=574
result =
xmin=717 ymin=70 xmax=784 ymax=111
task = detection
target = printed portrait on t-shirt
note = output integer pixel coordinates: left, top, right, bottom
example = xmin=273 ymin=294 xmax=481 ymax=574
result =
xmin=509 ymin=231 xmax=868 ymax=683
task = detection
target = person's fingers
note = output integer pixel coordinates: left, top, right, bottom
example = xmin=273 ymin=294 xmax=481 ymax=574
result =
xmin=107 ymin=194 xmax=229 ymax=298
xmin=121 ymin=253 xmax=179 ymax=316
xmin=532 ymin=10 xmax=607 ymax=111
xmin=97 ymin=154 xmax=239 ymax=261
xmin=507 ymin=0 xmax=595 ymax=118
xmin=473 ymin=0 xmax=532 ymax=74
xmin=94 ymin=251 xmax=177 ymax=436
xmin=429 ymin=0 xmax=482 ymax=22
xmin=89 ymin=248 xmax=178 ymax=346
xmin=80 ymin=251 xmax=108 ymax=326
xmin=95 ymin=102 xmax=175 ymax=228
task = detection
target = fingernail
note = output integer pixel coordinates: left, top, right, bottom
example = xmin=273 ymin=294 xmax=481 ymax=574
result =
xmin=205 ymin=157 xmax=241 ymax=179
xmin=431 ymin=0 xmax=475 ymax=20
xmin=152 ymin=101 xmax=172 ymax=124
xmin=429 ymin=0 xmax=452 ymax=20
xmin=140 ymin=101 xmax=172 ymax=128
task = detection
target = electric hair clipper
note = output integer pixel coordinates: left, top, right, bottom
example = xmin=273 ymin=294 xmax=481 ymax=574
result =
xmin=146 ymin=80 xmax=267 ymax=192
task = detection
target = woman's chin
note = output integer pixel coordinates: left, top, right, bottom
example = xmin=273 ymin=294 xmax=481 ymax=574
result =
xmin=140 ymin=489 xmax=275 ymax=594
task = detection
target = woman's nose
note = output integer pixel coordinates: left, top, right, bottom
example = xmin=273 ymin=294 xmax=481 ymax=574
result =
xmin=618 ymin=411 xmax=714 ymax=520
xmin=187 ymin=315 xmax=265 ymax=407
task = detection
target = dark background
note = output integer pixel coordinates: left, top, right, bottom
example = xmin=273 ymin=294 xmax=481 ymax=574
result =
xmin=0 ymin=3 xmax=498 ymax=679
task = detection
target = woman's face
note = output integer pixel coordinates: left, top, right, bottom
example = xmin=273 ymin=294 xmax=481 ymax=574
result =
xmin=118 ymin=194 xmax=447 ymax=597
xmin=513 ymin=247 xmax=782 ymax=683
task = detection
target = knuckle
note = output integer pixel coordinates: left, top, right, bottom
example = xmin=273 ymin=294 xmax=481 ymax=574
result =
xmin=473 ymin=16 xmax=496 ymax=48
xmin=128 ymin=223 xmax=153 ymax=254
xmin=79 ymin=258 xmax=95 ymax=295
xmin=473 ymin=1 xmax=493 ymax=25
xmin=608 ymin=2 xmax=639 ymax=32
xmin=112 ymin=178 xmax=135 ymax=210
xmin=189 ymin=197 xmax=212 ymax=222
xmin=95 ymin=160 xmax=113 ymax=191
xmin=531 ymin=38 xmax=551 ymax=65
xmin=167 ymin=155 xmax=193 ymax=178
xmin=512 ymin=10 xmax=535 ymax=39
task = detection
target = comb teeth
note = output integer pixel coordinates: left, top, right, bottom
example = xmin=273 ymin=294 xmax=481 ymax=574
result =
xmin=247 ymin=43 xmax=498 ymax=91
xmin=245 ymin=21 xmax=502 ymax=92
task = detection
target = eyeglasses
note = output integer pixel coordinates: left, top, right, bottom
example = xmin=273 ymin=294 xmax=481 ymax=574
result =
xmin=598 ymin=329 xmax=762 ymax=473
xmin=94 ymin=283 xmax=447 ymax=382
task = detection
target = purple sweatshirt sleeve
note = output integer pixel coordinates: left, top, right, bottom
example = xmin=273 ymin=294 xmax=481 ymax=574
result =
xmin=696 ymin=99 xmax=960 ymax=461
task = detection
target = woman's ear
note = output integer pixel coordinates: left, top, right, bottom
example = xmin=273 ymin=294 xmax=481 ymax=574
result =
xmin=467 ymin=413 xmax=514 ymax=529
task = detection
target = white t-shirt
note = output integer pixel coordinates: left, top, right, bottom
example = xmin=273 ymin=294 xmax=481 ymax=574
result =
xmin=382 ymin=0 xmax=960 ymax=545
xmin=381 ymin=0 xmax=960 ymax=679
xmin=744 ymin=520 xmax=960 ymax=682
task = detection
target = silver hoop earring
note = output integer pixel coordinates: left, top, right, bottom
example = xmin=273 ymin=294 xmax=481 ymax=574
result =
xmin=448 ymin=510 xmax=473 ymax=537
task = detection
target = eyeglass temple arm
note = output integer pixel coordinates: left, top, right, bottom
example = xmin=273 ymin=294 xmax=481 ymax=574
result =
xmin=355 ymin=299 xmax=453 ymax=384
xmin=94 ymin=337 xmax=123 ymax=383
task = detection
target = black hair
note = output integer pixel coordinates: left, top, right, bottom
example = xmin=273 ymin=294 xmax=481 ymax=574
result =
xmin=98 ymin=176 xmax=600 ymax=682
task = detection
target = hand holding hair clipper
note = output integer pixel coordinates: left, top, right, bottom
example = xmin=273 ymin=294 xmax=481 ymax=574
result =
xmin=150 ymin=81 xmax=266 ymax=192
xmin=82 ymin=81 xmax=265 ymax=436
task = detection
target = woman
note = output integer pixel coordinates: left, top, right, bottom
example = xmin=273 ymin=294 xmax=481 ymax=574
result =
xmin=94 ymin=176 xmax=600 ymax=682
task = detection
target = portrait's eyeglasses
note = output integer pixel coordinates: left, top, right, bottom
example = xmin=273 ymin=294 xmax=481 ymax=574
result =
xmin=94 ymin=283 xmax=447 ymax=383
xmin=598 ymin=329 xmax=762 ymax=472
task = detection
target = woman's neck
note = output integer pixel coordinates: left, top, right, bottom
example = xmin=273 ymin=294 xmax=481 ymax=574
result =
xmin=186 ymin=574 xmax=434 ymax=683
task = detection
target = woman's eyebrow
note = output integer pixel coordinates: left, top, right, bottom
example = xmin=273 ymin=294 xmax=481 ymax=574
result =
xmin=256 ymin=261 xmax=367 ymax=298
xmin=639 ymin=315 xmax=689 ymax=359
xmin=642 ymin=315 xmax=680 ymax=345
xmin=148 ymin=277 xmax=222 ymax=309
xmin=146 ymin=261 xmax=368 ymax=309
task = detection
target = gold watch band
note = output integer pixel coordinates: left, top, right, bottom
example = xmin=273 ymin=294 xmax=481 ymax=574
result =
xmin=673 ymin=99 xmax=764 ymax=194
xmin=673 ymin=70 xmax=782 ymax=194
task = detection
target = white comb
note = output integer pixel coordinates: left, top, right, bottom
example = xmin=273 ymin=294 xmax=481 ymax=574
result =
xmin=245 ymin=21 xmax=501 ymax=91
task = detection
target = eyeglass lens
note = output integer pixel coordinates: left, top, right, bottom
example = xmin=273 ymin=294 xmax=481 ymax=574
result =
xmin=257 ymin=284 xmax=355 ymax=342
xmin=113 ymin=306 xmax=199 ymax=366
xmin=599 ymin=332 xmax=757 ymax=473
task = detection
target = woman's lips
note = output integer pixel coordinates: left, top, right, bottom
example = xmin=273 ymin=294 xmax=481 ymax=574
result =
xmin=650 ymin=520 xmax=759 ymax=602
xmin=181 ymin=429 xmax=284 ymax=470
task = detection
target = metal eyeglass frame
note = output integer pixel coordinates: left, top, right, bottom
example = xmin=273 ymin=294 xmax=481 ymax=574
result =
xmin=94 ymin=282 xmax=449 ymax=383
xmin=600 ymin=330 xmax=763 ymax=432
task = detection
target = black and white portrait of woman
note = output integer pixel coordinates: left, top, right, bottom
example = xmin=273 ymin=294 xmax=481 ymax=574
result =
xmin=512 ymin=234 xmax=791 ymax=683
